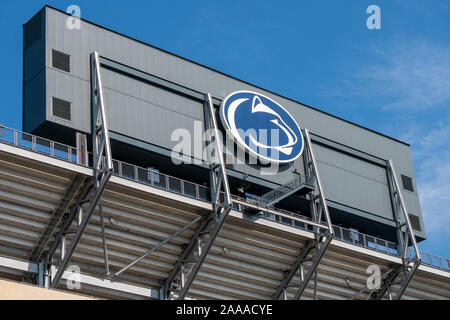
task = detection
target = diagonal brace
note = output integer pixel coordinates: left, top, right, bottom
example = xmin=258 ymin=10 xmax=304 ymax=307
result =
xmin=372 ymin=160 xmax=422 ymax=300
xmin=292 ymin=232 xmax=332 ymax=299
xmin=162 ymin=93 xmax=231 ymax=300
xmin=274 ymin=128 xmax=334 ymax=300
xmin=114 ymin=216 xmax=202 ymax=278
xmin=29 ymin=174 xmax=85 ymax=263
xmin=47 ymin=51 xmax=113 ymax=289
xmin=272 ymin=240 xmax=316 ymax=299
xmin=50 ymin=170 xmax=112 ymax=288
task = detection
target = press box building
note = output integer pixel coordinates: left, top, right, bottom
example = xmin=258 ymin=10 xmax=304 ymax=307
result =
xmin=0 ymin=5 xmax=448 ymax=300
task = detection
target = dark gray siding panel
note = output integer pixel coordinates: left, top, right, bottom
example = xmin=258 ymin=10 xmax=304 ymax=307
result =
xmin=24 ymin=71 xmax=46 ymax=133
xmin=46 ymin=69 xmax=89 ymax=131
xmin=100 ymin=67 xmax=204 ymax=151
xmin=24 ymin=39 xmax=45 ymax=83
xmin=314 ymin=143 xmax=393 ymax=220
xmin=23 ymin=9 xmax=46 ymax=133
xmin=103 ymin=86 xmax=203 ymax=151
xmin=101 ymin=68 xmax=203 ymax=120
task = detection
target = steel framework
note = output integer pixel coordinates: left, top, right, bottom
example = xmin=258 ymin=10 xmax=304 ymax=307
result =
xmin=29 ymin=174 xmax=86 ymax=264
xmin=0 ymin=120 xmax=448 ymax=299
xmin=272 ymin=128 xmax=334 ymax=300
xmin=162 ymin=93 xmax=232 ymax=300
xmin=21 ymin=53 xmax=421 ymax=298
xmin=38 ymin=52 xmax=113 ymax=289
xmin=370 ymin=160 xmax=421 ymax=300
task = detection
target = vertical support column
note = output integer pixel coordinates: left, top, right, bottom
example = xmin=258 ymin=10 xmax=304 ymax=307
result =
xmin=45 ymin=52 xmax=113 ymax=289
xmin=99 ymin=202 xmax=111 ymax=278
xmin=162 ymin=93 xmax=231 ymax=300
xmin=38 ymin=262 xmax=47 ymax=288
xmin=60 ymin=234 xmax=66 ymax=261
xmin=272 ymin=128 xmax=333 ymax=300
xmin=76 ymin=132 xmax=88 ymax=166
xmin=386 ymin=167 xmax=405 ymax=258
xmin=371 ymin=160 xmax=421 ymax=300
xmin=77 ymin=205 xmax=83 ymax=226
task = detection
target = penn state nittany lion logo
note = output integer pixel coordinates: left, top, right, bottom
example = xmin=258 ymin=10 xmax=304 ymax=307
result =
xmin=220 ymin=91 xmax=304 ymax=163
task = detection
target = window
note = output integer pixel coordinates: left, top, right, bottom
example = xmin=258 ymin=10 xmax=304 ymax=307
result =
xmin=52 ymin=49 xmax=70 ymax=72
xmin=401 ymin=174 xmax=414 ymax=192
xmin=52 ymin=97 xmax=71 ymax=121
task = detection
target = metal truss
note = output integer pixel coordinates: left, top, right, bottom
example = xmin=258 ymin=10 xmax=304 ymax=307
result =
xmin=370 ymin=160 xmax=421 ymax=300
xmin=39 ymin=51 xmax=113 ymax=289
xmin=162 ymin=93 xmax=232 ymax=300
xmin=349 ymin=267 xmax=397 ymax=300
xmin=113 ymin=216 xmax=202 ymax=279
xmin=272 ymin=128 xmax=334 ymax=300
xmin=0 ymin=255 xmax=160 ymax=299
xmin=28 ymin=174 xmax=86 ymax=264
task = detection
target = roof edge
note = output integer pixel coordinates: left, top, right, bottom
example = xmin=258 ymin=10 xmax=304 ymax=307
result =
xmin=40 ymin=4 xmax=410 ymax=147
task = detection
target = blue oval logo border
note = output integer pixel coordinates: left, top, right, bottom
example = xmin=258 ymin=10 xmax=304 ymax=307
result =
xmin=219 ymin=90 xmax=304 ymax=164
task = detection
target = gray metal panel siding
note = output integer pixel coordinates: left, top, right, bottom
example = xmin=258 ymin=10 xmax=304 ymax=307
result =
xmin=41 ymin=7 xmax=423 ymax=228
xmin=102 ymin=87 xmax=203 ymax=151
xmin=314 ymin=144 xmax=393 ymax=220
xmin=45 ymin=69 xmax=90 ymax=132
xmin=101 ymin=68 xmax=203 ymax=119
xmin=100 ymin=68 xmax=204 ymax=150
xmin=402 ymin=191 xmax=425 ymax=238
xmin=43 ymin=8 xmax=409 ymax=159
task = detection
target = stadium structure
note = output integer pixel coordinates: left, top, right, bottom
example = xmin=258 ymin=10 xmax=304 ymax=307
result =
xmin=0 ymin=5 xmax=449 ymax=300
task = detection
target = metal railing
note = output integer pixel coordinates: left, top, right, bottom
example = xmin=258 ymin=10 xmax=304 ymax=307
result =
xmin=0 ymin=125 xmax=80 ymax=164
xmin=259 ymin=173 xmax=307 ymax=205
xmin=231 ymin=193 xmax=399 ymax=254
xmin=407 ymin=248 xmax=450 ymax=271
xmin=0 ymin=124 xmax=449 ymax=272
xmin=109 ymin=157 xmax=211 ymax=202
xmin=0 ymin=125 xmax=211 ymax=202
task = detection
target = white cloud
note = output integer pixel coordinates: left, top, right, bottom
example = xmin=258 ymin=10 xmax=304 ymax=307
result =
xmin=339 ymin=39 xmax=450 ymax=256
xmin=353 ymin=40 xmax=450 ymax=111
xmin=412 ymin=123 xmax=450 ymax=236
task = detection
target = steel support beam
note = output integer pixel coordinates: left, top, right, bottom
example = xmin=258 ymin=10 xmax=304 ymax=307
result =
xmin=41 ymin=52 xmax=113 ymax=289
xmin=272 ymin=128 xmax=334 ymax=300
xmin=99 ymin=202 xmax=111 ymax=278
xmin=293 ymin=234 xmax=332 ymax=300
xmin=0 ymin=255 xmax=158 ymax=299
xmin=114 ymin=216 xmax=201 ymax=278
xmin=28 ymin=174 xmax=86 ymax=263
xmin=350 ymin=268 xmax=395 ymax=300
xmin=0 ymin=255 xmax=38 ymax=274
xmin=371 ymin=160 xmax=421 ymax=300
xmin=370 ymin=265 xmax=401 ymax=300
xmin=162 ymin=93 xmax=231 ymax=300
xmin=272 ymin=240 xmax=316 ymax=299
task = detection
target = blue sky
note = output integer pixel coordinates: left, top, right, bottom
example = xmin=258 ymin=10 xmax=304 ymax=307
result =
xmin=0 ymin=0 xmax=449 ymax=258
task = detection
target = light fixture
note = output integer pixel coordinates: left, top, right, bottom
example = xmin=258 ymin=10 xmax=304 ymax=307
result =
xmin=237 ymin=173 xmax=250 ymax=194
xmin=237 ymin=186 xmax=246 ymax=194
